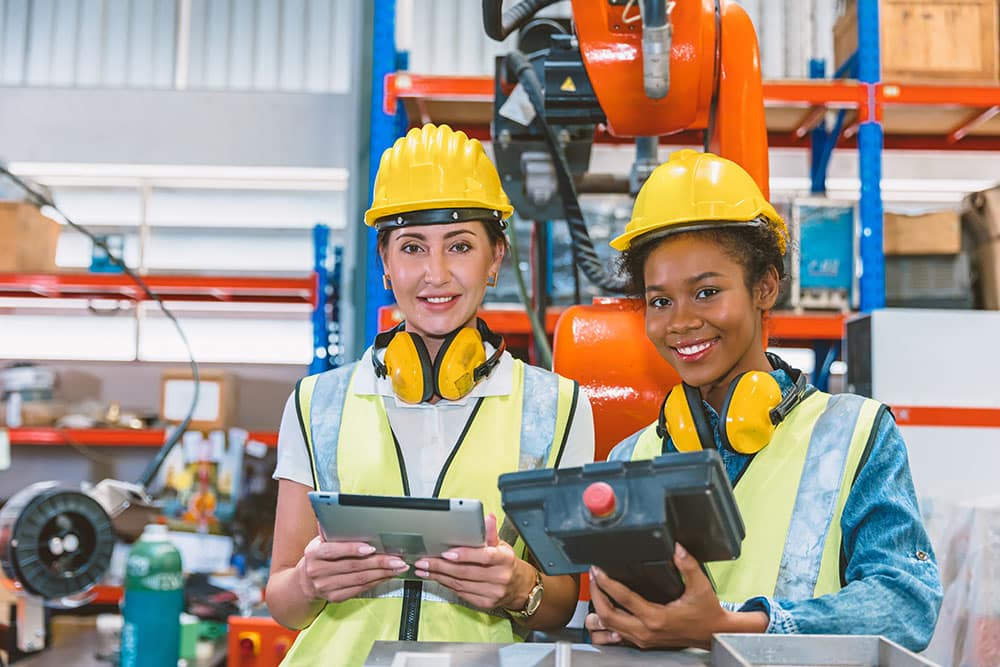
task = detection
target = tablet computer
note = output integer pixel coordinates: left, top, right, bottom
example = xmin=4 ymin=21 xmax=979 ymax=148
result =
xmin=308 ymin=493 xmax=486 ymax=578
xmin=498 ymin=450 xmax=744 ymax=604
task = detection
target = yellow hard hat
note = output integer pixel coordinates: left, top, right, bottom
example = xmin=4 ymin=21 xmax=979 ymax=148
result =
xmin=364 ymin=124 xmax=514 ymax=228
xmin=610 ymin=149 xmax=787 ymax=253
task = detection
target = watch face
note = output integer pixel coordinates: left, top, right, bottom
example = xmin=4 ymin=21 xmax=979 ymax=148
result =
xmin=525 ymin=583 xmax=543 ymax=615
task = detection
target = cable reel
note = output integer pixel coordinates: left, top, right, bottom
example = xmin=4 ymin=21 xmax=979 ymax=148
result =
xmin=0 ymin=482 xmax=115 ymax=600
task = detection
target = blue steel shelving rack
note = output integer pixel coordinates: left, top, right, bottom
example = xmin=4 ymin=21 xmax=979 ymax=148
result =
xmin=854 ymin=0 xmax=885 ymax=312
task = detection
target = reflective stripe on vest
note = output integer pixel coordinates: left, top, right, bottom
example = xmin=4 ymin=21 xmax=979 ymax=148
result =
xmin=282 ymin=359 xmax=577 ymax=667
xmin=625 ymin=391 xmax=880 ymax=604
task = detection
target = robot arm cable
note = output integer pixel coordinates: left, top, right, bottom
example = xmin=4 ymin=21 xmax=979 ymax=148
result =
xmin=482 ymin=0 xmax=563 ymax=42
xmin=504 ymin=50 xmax=627 ymax=293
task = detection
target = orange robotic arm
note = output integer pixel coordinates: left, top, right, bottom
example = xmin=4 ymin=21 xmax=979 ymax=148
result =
xmin=569 ymin=0 xmax=769 ymax=196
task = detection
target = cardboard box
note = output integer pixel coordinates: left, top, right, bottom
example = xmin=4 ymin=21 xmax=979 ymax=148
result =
xmin=834 ymin=0 xmax=999 ymax=83
xmin=0 ymin=202 xmax=61 ymax=272
xmin=160 ymin=370 xmax=238 ymax=432
xmin=883 ymin=210 xmax=961 ymax=255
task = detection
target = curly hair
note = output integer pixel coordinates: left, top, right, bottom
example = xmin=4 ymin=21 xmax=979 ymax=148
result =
xmin=617 ymin=220 xmax=787 ymax=299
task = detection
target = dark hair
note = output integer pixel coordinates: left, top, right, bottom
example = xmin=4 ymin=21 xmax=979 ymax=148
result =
xmin=376 ymin=220 xmax=510 ymax=256
xmin=617 ymin=220 xmax=787 ymax=299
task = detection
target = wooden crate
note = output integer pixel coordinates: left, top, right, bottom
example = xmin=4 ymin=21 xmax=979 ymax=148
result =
xmin=834 ymin=0 xmax=1000 ymax=83
xmin=0 ymin=202 xmax=61 ymax=272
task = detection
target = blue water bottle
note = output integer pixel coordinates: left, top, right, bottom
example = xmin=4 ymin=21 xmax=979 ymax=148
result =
xmin=120 ymin=524 xmax=184 ymax=667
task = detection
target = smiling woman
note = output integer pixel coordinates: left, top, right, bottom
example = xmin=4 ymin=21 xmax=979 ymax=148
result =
xmin=587 ymin=150 xmax=942 ymax=652
xmin=265 ymin=124 xmax=594 ymax=667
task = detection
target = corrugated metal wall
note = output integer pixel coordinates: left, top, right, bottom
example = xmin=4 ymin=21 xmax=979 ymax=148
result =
xmin=399 ymin=0 xmax=839 ymax=80
xmin=0 ymin=0 xmax=354 ymax=91
xmin=1 ymin=1 xmax=837 ymax=90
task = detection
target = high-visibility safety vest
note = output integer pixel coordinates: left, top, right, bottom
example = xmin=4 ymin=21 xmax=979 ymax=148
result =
xmin=615 ymin=391 xmax=884 ymax=604
xmin=280 ymin=358 xmax=579 ymax=667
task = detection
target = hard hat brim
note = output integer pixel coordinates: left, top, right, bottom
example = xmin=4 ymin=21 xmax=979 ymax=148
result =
xmin=610 ymin=216 xmax=787 ymax=254
xmin=365 ymin=199 xmax=515 ymax=227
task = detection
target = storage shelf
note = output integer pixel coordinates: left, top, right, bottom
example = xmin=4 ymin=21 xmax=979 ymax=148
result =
xmin=384 ymin=73 xmax=1000 ymax=151
xmin=0 ymin=273 xmax=317 ymax=305
xmin=8 ymin=427 xmax=278 ymax=448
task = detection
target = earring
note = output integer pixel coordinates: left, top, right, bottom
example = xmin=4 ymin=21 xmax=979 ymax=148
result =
xmin=383 ymin=274 xmax=392 ymax=290
xmin=486 ymin=273 xmax=498 ymax=288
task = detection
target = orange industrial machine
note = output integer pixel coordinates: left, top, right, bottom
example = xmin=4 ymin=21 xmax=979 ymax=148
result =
xmin=485 ymin=0 xmax=772 ymax=444
xmin=226 ymin=616 xmax=298 ymax=667
xmin=569 ymin=0 xmax=769 ymax=194
xmin=553 ymin=298 xmax=680 ymax=462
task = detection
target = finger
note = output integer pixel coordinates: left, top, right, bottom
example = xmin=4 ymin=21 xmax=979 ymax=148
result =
xmin=485 ymin=512 xmax=499 ymax=548
xmin=321 ymin=574 xmax=398 ymax=603
xmin=673 ymin=543 xmax=711 ymax=596
xmin=311 ymin=540 xmax=378 ymax=560
xmin=430 ymin=543 xmax=510 ymax=567
xmin=588 ymin=629 xmax=624 ymax=646
xmin=584 ymin=613 xmax=606 ymax=632
xmin=415 ymin=559 xmax=499 ymax=583
xmin=588 ymin=570 xmax=645 ymax=637
xmin=309 ymin=553 xmax=409 ymax=580
xmin=589 ymin=566 xmax=654 ymax=618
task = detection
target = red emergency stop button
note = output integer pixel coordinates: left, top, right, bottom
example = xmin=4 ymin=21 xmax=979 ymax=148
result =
xmin=583 ymin=482 xmax=616 ymax=518
xmin=238 ymin=632 xmax=261 ymax=657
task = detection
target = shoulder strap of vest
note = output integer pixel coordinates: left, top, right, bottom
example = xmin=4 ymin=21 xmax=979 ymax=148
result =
xmin=296 ymin=363 xmax=358 ymax=492
xmin=295 ymin=374 xmax=320 ymax=491
xmin=498 ymin=364 xmax=578 ymax=549
xmin=774 ymin=392 xmax=877 ymax=599
xmin=614 ymin=423 xmax=661 ymax=462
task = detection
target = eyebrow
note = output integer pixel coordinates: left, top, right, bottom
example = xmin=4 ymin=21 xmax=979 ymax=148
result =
xmin=645 ymin=271 xmax=723 ymax=293
xmin=395 ymin=229 xmax=477 ymax=241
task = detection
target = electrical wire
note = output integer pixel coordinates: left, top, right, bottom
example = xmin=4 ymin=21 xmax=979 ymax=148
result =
xmin=504 ymin=50 xmax=627 ymax=292
xmin=482 ymin=0 xmax=563 ymax=42
xmin=0 ymin=164 xmax=199 ymax=489
xmin=506 ymin=218 xmax=553 ymax=368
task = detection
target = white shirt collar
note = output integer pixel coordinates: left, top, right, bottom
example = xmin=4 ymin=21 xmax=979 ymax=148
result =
xmin=353 ymin=343 xmax=515 ymax=407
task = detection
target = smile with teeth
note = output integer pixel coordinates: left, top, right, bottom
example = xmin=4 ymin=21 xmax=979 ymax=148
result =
xmin=422 ymin=296 xmax=457 ymax=304
xmin=674 ymin=340 xmax=715 ymax=356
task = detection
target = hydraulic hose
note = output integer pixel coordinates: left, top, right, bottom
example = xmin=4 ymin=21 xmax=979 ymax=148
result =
xmin=482 ymin=0 xmax=563 ymax=42
xmin=505 ymin=50 xmax=627 ymax=292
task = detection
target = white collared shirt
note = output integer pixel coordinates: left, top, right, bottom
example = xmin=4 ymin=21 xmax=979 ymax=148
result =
xmin=273 ymin=346 xmax=595 ymax=496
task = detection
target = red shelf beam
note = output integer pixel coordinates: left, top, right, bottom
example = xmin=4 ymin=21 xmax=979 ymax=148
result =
xmin=893 ymin=406 xmax=1000 ymax=428
xmin=8 ymin=427 xmax=278 ymax=448
xmin=379 ymin=305 xmax=845 ymax=342
xmin=0 ymin=273 xmax=317 ymax=305
xmin=879 ymin=82 xmax=1000 ymax=107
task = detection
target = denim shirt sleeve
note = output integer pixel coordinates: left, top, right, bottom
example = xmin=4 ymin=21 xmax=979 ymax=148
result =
xmin=739 ymin=411 xmax=943 ymax=651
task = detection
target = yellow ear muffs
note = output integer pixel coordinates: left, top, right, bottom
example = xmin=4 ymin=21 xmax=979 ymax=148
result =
xmin=434 ymin=327 xmax=487 ymax=401
xmin=660 ymin=383 xmax=716 ymax=452
xmin=718 ymin=371 xmax=784 ymax=454
xmin=383 ymin=332 xmax=435 ymax=404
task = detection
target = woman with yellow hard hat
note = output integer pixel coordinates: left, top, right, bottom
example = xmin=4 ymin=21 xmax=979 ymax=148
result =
xmin=266 ymin=124 xmax=594 ymax=666
xmin=584 ymin=150 xmax=941 ymax=651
